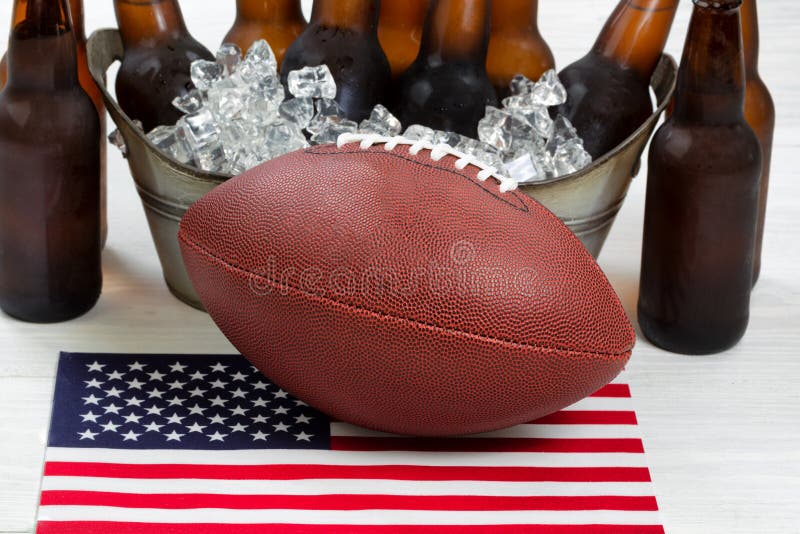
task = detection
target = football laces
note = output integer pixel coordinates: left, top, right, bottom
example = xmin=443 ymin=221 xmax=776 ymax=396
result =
xmin=337 ymin=133 xmax=519 ymax=193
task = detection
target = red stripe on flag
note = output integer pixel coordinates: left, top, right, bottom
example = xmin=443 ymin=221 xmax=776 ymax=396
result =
xmin=41 ymin=491 xmax=659 ymax=511
xmin=530 ymin=411 xmax=638 ymax=425
xmin=37 ymin=522 xmax=666 ymax=534
xmin=590 ymin=384 xmax=631 ymax=398
xmin=37 ymin=522 xmax=665 ymax=534
xmin=331 ymin=437 xmax=645 ymax=453
xmin=43 ymin=462 xmax=652 ymax=482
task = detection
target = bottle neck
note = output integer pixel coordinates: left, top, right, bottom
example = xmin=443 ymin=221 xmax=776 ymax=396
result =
xmin=379 ymin=0 xmax=429 ymax=31
xmin=310 ymin=0 xmax=380 ymax=33
xmin=740 ymin=0 xmax=759 ymax=77
xmin=592 ymin=0 xmax=678 ymax=79
xmin=69 ymin=0 xmax=85 ymax=42
xmin=673 ymin=1 xmax=746 ymax=124
xmin=114 ymin=0 xmax=189 ymax=45
xmin=235 ymin=0 xmax=305 ymax=25
xmin=6 ymin=0 xmax=79 ymax=89
xmin=490 ymin=0 xmax=540 ymax=34
xmin=418 ymin=0 xmax=491 ymax=63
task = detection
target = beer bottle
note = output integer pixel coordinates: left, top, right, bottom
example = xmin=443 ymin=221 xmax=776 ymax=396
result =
xmin=394 ymin=0 xmax=497 ymax=138
xmin=486 ymin=0 xmax=555 ymax=99
xmin=2 ymin=1 xmax=109 ymax=244
xmin=742 ymin=0 xmax=775 ymax=285
xmin=114 ymin=0 xmax=214 ymax=132
xmin=555 ymin=0 xmax=679 ymax=159
xmin=638 ymin=0 xmax=761 ymax=355
xmin=70 ymin=0 xmax=109 ymax=247
xmin=378 ymin=0 xmax=429 ymax=81
xmin=281 ymin=0 xmax=391 ymax=122
xmin=223 ymin=0 xmax=307 ymax=67
xmin=0 ymin=0 xmax=102 ymax=322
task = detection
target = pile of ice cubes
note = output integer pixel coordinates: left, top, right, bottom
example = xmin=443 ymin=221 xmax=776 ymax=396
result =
xmin=117 ymin=39 xmax=591 ymax=183
xmin=476 ymin=71 xmax=593 ymax=183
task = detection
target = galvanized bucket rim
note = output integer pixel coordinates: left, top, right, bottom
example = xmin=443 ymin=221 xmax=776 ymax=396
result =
xmin=523 ymin=54 xmax=678 ymax=188
xmin=87 ymin=29 xmax=231 ymax=187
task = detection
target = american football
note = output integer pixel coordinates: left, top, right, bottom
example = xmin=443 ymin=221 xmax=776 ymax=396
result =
xmin=179 ymin=133 xmax=636 ymax=436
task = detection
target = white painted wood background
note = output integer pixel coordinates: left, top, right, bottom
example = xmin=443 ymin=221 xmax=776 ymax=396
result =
xmin=0 ymin=1 xmax=798 ymax=532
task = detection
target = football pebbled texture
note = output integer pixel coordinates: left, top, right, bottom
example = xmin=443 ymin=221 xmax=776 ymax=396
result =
xmin=179 ymin=137 xmax=635 ymax=437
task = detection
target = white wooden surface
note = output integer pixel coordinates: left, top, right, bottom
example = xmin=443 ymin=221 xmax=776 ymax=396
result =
xmin=1 ymin=1 xmax=798 ymax=532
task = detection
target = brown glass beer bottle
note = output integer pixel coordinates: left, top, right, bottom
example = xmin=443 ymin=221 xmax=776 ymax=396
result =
xmin=2 ymin=1 xmax=107 ymax=245
xmin=555 ymin=0 xmax=678 ymax=159
xmin=114 ymin=0 xmax=214 ymax=131
xmin=223 ymin=0 xmax=307 ymax=66
xmin=638 ymin=0 xmax=761 ymax=355
xmin=486 ymin=0 xmax=555 ymax=99
xmin=394 ymin=0 xmax=497 ymax=138
xmin=281 ymin=0 xmax=390 ymax=122
xmin=378 ymin=0 xmax=429 ymax=81
xmin=0 ymin=0 xmax=102 ymax=322
xmin=742 ymin=0 xmax=775 ymax=285
xmin=69 ymin=0 xmax=109 ymax=247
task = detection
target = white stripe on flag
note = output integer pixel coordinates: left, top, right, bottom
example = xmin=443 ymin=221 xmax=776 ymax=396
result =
xmin=37 ymin=506 xmax=663 ymax=526
xmin=560 ymin=397 xmax=634 ymax=411
xmin=40 ymin=477 xmax=657 ymax=497
xmin=330 ymin=423 xmax=643 ymax=439
xmin=45 ymin=448 xmax=650 ymax=467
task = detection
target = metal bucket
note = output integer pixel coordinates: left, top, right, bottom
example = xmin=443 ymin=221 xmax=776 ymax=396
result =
xmin=88 ymin=28 xmax=676 ymax=311
xmin=517 ymin=55 xmax=677 ymax=256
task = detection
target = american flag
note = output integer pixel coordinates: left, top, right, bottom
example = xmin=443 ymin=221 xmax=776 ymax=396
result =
xmin=37 ymin=352 xmax=664 ymax=533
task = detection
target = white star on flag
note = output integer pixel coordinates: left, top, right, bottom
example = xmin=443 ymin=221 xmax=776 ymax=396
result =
xmin=85 ymin=361 xmax=105 ymax=372
xmin=106 ymin=370 xmax=125 ymax=381
xmin=127 ymin=361 xmax=146 ymax=371
xmin=77 ymin=429 xmax=98 ymax=440
xmin=208 ymin=431 xmax=228 ymax=442
xmin=169 ymin=362 xmax=188 ymax=373
xmin=122 ymin=431 xmax=141 ymax=441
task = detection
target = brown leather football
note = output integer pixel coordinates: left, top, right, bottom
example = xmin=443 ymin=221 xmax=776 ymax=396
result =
xmin=179 ymin=134 xmax=635 ymax=437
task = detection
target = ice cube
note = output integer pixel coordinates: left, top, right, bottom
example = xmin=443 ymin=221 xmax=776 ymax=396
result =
xmin=194 ymin=141 xmax=228 ymax=173
xmin=261 ymin=120 xmax=309 ymax=159
xmin=108 ymin=128 xmax=128 ymax=157
xmin=178 ymin=108 xmax=221 ymax=149
xmin=287 ymin=65 xmax=337 ymax=99
xmin=456 ymin=137 xmax=504 ymax=170
xmin=147 ymin=125 xmax=192 ymax=164
xmin=229 ymin=150 xmax=262 ymax=175
xmin=478 ymin=107 xmax=513 ymax=151
xmin=307 ymin=98 xmax=345 ymax=135
xmin=172 ymin=89 xmax=204 ymax=114
xmin=546 ymin=115 xmax=580 ymax=153
xmin=216 ymin=43 xmax=242 ymax=76
xmin=434 ymin=130 xmax=464 ymax=148
xmin=219 ymin=120 xmax=250 ymax=156
xmin=359 ymin=104 xmax=402 ymax=136
xmin=310 ymin=116 xmax=358 ymax=145
xmin=403 ymin=124 xmax=436 ymax=142
xmin=247 ymin=76 xmax=285 ymax=123
xmin=509 ymin=74 xmax=536 ymax=96
xmin=522 ymin=106 xmax=553 ymax=139
xmin=190 ymin=60 xmax=224 ymax=91
xmin=279 ymin=97 xmax=315 ymax=129
xmin=244 ymin=39 xmax=278 ymax=76
xmin=207 ymin=85 xmax=248 ymax=122
xmin=504 ymin=152 xmax=547 ymax=184
xmin=552 ymin=139 xmax=592 ymax=177
xmin=532 ymin=70 xmax=567 ymax=107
